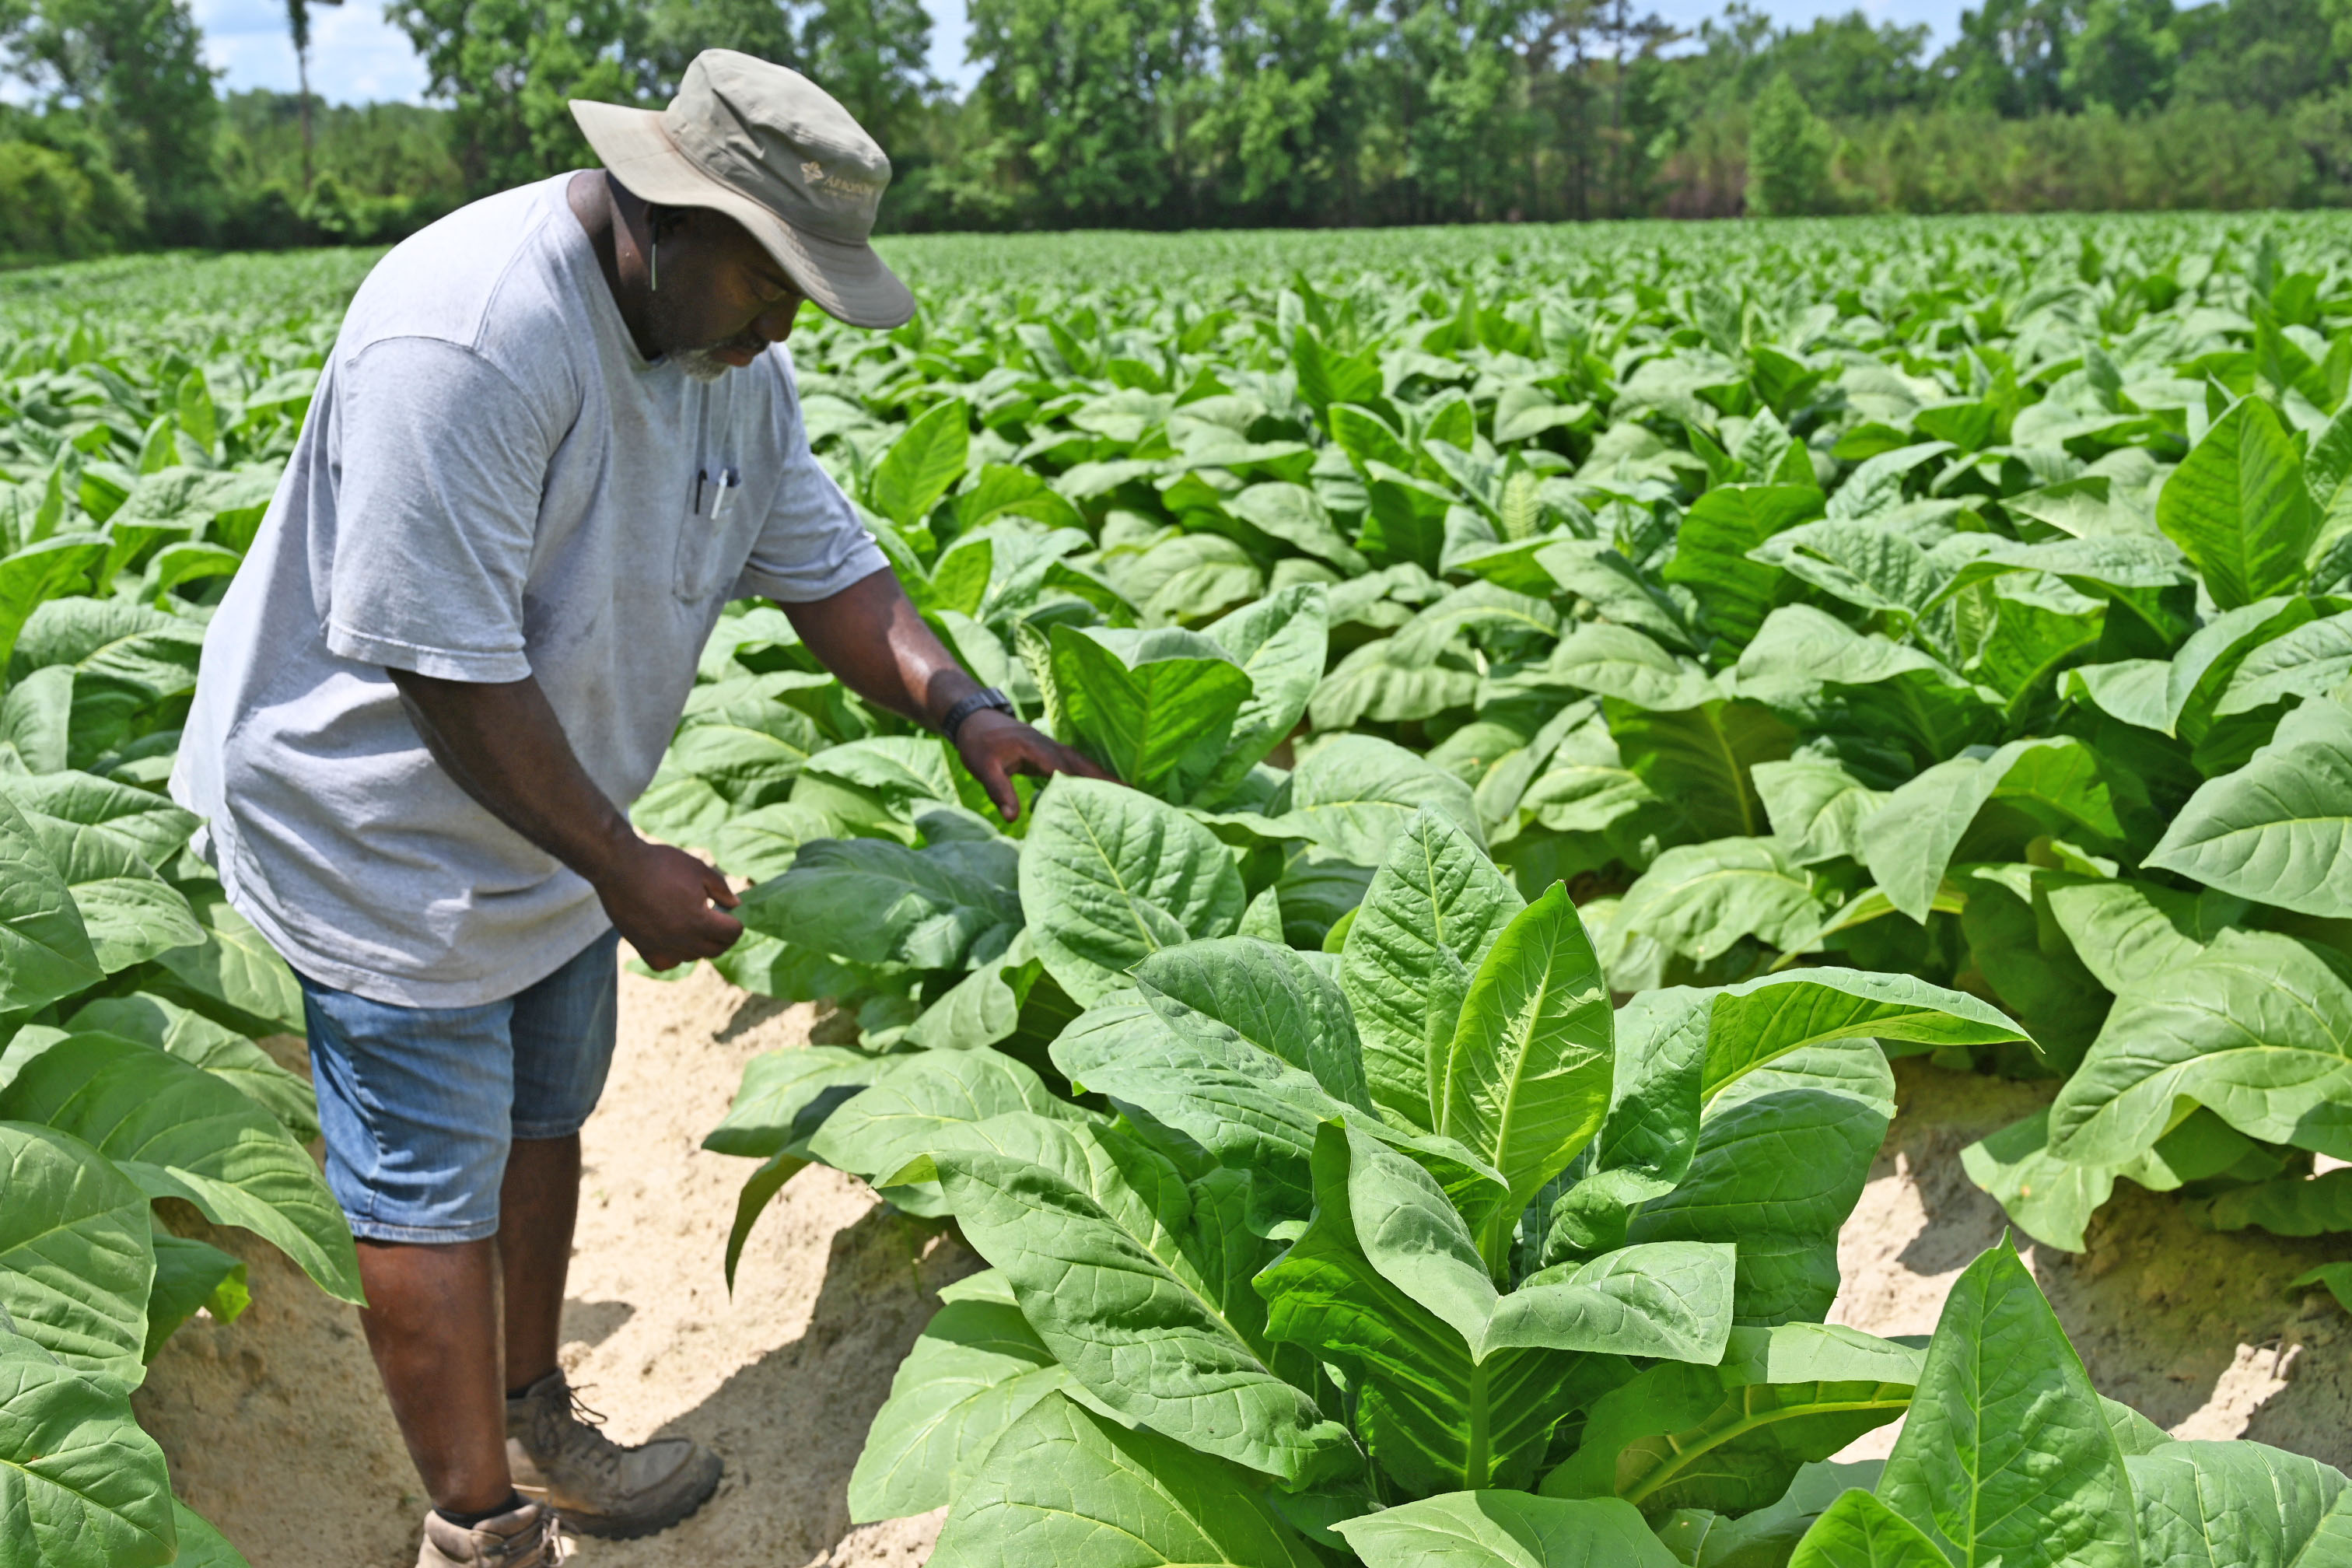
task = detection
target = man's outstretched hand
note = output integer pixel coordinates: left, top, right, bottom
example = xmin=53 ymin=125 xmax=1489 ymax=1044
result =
xmin=594 ymin=838 xmax=743 ymax=971
xmin=955 ymin=708 xmax=1115 ymax=821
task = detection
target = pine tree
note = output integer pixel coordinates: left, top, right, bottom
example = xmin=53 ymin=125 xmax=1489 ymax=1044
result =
xmin=1745 ymin=72 xmax=1839 ymax=216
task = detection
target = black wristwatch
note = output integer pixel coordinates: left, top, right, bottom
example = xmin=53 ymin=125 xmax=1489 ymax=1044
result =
xmin=939 ymin=688 xmax=1015 ymax=743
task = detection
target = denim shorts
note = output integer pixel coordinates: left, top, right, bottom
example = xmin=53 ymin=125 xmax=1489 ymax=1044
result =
xmin=299 ymin=929 xmax=621 ymax=1244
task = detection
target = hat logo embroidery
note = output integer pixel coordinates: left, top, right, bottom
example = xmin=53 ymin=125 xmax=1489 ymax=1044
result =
xmin=800 ymin=158 xmax=882 ymax=201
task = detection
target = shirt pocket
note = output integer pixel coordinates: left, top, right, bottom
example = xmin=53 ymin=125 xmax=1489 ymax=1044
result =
xmin=672 ymin=465 xmax=761 ymax=604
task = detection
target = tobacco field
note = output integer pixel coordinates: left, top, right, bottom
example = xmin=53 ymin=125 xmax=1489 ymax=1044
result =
xmin=7 ymin=215 xmax=2352 ymax=1566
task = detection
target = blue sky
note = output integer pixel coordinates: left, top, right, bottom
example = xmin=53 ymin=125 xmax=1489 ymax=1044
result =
xmin=196 ymin=0 xmax=1971 ymax=107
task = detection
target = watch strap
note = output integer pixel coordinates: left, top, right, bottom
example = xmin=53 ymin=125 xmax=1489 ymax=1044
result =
xmin=939 ymin=688 xmax=1015 ymax=743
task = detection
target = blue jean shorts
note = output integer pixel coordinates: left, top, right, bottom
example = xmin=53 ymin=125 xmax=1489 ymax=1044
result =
xmin=299 ymin=929 xmax=621 ymax=1244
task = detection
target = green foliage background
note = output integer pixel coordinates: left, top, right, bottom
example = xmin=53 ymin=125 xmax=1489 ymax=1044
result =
xmin=0 ymin=0 xmax=2347 ymax=263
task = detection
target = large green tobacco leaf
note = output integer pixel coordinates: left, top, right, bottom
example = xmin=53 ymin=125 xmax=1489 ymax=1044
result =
xmin=1342 ymin=807 xmax=1523 ymax=1133
xmin=0 ymin=1325 xmax=177 ymax=1568
xmin=1311 ymin=635 xmax=1480 ymax=729
xmin=1052 ymin=992 xmax=1342 ymax=1223
xmin=166 ymin=1500 xmax=252 ymax=1568
xmin=2190 ymin=1167 xmax=2352 ymax=1235
xmin=1965 ymin=1104 xmax=2275 ymax=1253
xmin=2039 ymin=877 xmax=2247 ymax=993
xmin=663 ymin=690 xmax=826 ymax=808
xmin=1546 ymin=625 xmax=1717 ymax=712
xmin=1749 ymin=520 xmax=1947 ymax=630
xmin=1134 ymin=937 xmax=1370 ymax=1111
xmin=902 ymin=934 xmax=1052 ymax=1052
xmin=2156 ymin=397 xmax=2315 ymax=611
xmin=2129 ymin=1440 xmax=2352 ymax=1567
xmin=1019 ymin=777 xmax=1245 ymax=1004
xmin=1972 ymin=579 xmax=2109 ymax=708
xmin=702 ymin=1046 xmax=877 ymax=1158
xmin=1615 ymin=838 xmax=1823 ymax=964
xmin=1393 ymin=583 xmax=1564 ymax=664
xmin=66 ymin=993 xmax=317 ymax=1140
xmin=149 ymin=883 xmax=306 ymax=1036
xmin=807 ymin=1048 xmax=1073 ymax=1199
xmin=1752 ymin=758 xmax=1889 ymax=866
xmin=27 ymin=814 xmax=205 ymax=973
xmin=2146 ymin=696 xmax=2352 ymax=918
xmin=1538 ymin=541 xmax=1697 ymax=652
xmin=1439 ymin=884 xmax=1614 ymax=1215
xmin=0 ymin=1122 xmax=152 ymax=1390
xmin=927 ymin=1392 xmax=1321 ymax=1568
xmin=2 ymin=663 xmax=72 ymax=772
xmin=1876 ymin=1242 xmax=2137 ymax=1568
xmin=1662 ymin=483 xmax=1824 ymax=650
xmin=1789 ymin=1489 xmax=1952 ymax=1568
xmin=738 ymin=836 xmax=1021 ymax=971
xmin=1656 ymin=1459 xmax=1884 ymax=1568
xmin=1608 ymin=698 xmax=1794 ymax=841
xmin=143 ymin=1232 xmax=250 ymax=1361
xmin=1539 ymin=989 xmax=1712 ymax=1250
xmin=1272 ymin=733 xmax=1484 ymax=864
xmin=912 ymin=1129 xmax=1356 ymax=1487
xmin=1860 ymin=737 xmax=2123 ymax=922
xmin=2155 ymin=594 xmax=2319 ymax=740
xmin=1337 ymin=1491 xmax=1684 ymax=1568
xmin=2048 ymin=929 xmax=2352 ymax=1166
xmin=868 ymin=397 xmax=971 ymax=528
xmin=0 ymin=789 xmax=104 ymax=1016
xmin=1360 ymin=468 xmax=1453 ymax=575
xmin=848 ymin=1272 xmax=1074 ymax=1522
xmin=1697 ymin=969 xmax=2032 ymax=1101
xmin=1258 ymin=1120 xmax=1728 ymax=1496
xmin=0 ymin=536 xmax=106 ymax=673
xmin=0 ymin=772 xmax=200 ymax=870
xmin=0 ymin=1032 xmax=363 ymax=1304
xmin=1960 ymin=1110 xmax=2122 ymax=1253
xmin=1734 ymin=606 xmax=1997 ymax=769
xmin=1227 ymin=483 xmax=1364 ymax=572
xmin=786 ymin=736 xmax=961 ymax=842
xmin=2216 ymin=608 xmax=2352 ymax=715
xmin=1628 ymin=1044 xmax=1892 ymax=1324
xmin=1198 ymin=584 xmax=1328 ymax=804
xmin=1545 ymin=1322 xmax=1918 ymax=1516
xmin=1345 ymin=1122 xmax=1727 ymax=1362
xmin=1050 ymin=625 xmax=1255 ymax=802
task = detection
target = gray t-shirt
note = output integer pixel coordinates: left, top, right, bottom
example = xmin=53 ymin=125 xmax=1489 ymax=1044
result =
xmin=172 ymin=173 xmax=886 ymax=1008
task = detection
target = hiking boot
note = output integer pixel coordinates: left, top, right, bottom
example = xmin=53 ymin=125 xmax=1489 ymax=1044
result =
xmin=505 ymin=1370 xmax=723 ymax=1539
xmin=415 ymin=1498 xmax=565 ymax=1566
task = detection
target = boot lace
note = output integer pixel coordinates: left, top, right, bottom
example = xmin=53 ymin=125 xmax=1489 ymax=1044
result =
xmin=542 ymin=1380 xmax=625 ymax=1486
xmin=475 ymin=1505 xmax=567 ymax=1566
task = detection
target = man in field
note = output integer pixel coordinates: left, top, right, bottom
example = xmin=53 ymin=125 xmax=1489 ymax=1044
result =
xmin=172 ymin=51 xmax=1102 ymax=1568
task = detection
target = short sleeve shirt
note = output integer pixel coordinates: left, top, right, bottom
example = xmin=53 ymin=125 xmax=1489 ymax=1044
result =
xmin=170 ymin=174 xmax=887 ymax=1007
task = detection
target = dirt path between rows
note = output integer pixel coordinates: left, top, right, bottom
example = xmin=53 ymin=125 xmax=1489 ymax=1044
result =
xmin=134 ymin=964 xmax=2352 ymax=1566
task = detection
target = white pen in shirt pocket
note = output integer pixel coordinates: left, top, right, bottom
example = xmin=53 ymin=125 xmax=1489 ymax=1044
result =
xmin=693 ymin=465 xmax=743 ymax=518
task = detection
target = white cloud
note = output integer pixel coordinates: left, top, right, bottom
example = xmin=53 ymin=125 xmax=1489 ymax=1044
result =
xmin=191 ymin=0 xmax=431 ymax=103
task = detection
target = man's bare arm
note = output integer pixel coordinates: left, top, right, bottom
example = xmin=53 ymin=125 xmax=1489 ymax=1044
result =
xmin=779 ymin=566 xmax=1111 ymax=818
xmin=387 ymin=669 xmax=741 ymax=969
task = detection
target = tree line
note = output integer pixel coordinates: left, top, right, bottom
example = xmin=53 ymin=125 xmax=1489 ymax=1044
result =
xmin=0 ymin=0 xmax=2343 ymax=261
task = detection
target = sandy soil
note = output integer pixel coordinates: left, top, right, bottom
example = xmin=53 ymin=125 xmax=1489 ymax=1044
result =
xmin=134 ymin=970 xmax=2352 ymax=1566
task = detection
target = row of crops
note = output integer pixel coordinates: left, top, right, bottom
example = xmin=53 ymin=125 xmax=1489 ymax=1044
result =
xmin=6 ymin=217 xmax=2352 ymax=1565
xmin=0 ymin=252 xmax=371 ymax=1567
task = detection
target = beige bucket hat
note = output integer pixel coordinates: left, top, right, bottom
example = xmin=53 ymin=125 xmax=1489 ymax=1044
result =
xmin=571 ymin=51 xmax=915 ymax=330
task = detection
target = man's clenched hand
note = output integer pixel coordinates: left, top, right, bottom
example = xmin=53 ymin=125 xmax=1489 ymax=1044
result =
xmin=593 ymin=838 xmax=743 ymax=970
xmin=954 ymin=707 xmax=1115 ymax=821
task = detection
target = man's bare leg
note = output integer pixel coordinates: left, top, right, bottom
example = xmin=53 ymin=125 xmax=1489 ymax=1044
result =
xmin=499 ymin=1134 xmax=581 ymax=1392
xmin=355 ymin=1135 xmax=580 ymax=1514
xmin=356 ymin=1241 xmax=513 ymax=1514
